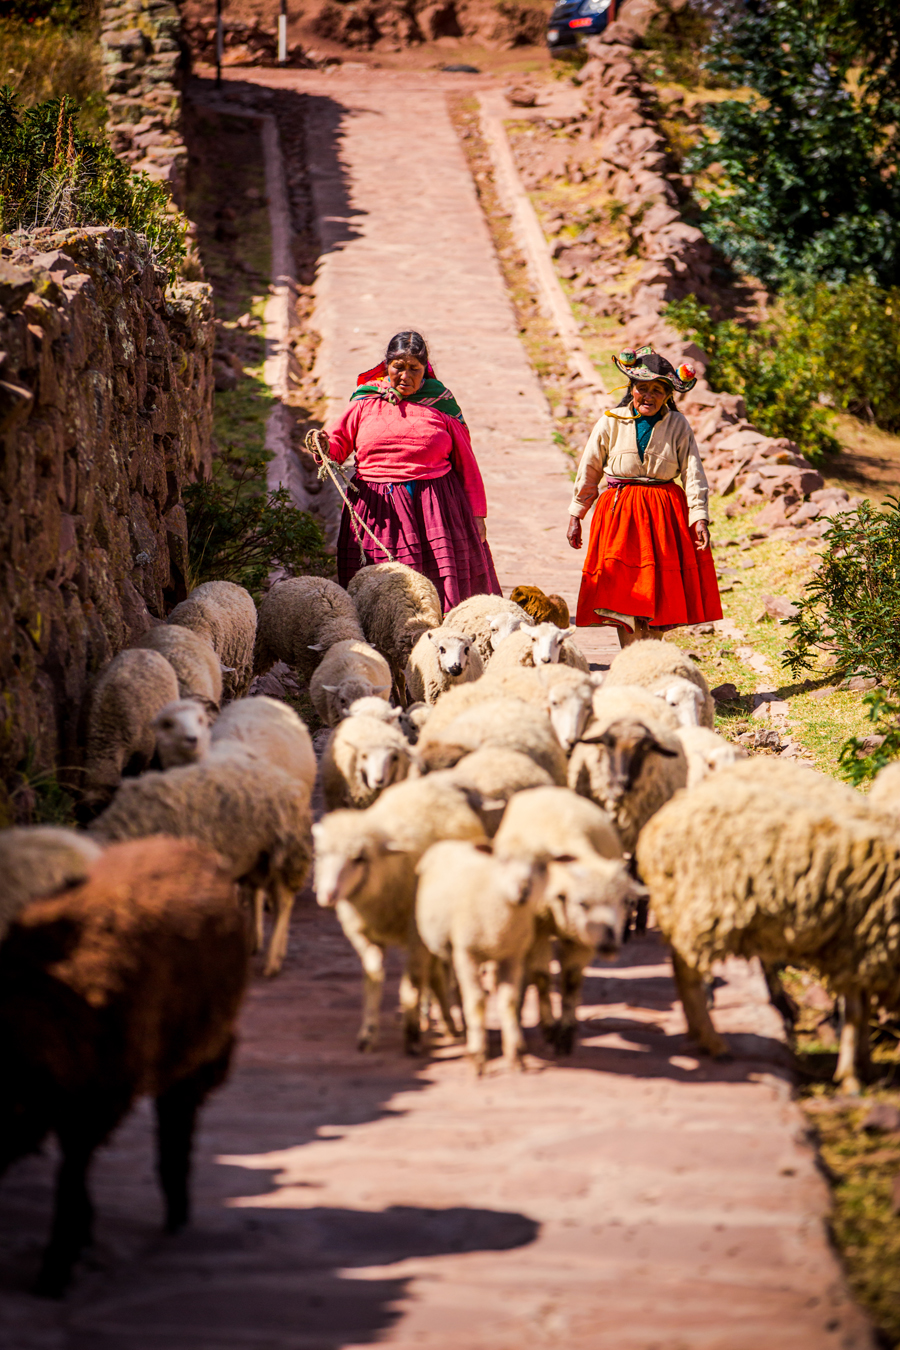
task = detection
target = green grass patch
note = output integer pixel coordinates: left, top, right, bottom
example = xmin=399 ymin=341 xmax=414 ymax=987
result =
xmin=0 ymin=19 xmax=105 ymax=135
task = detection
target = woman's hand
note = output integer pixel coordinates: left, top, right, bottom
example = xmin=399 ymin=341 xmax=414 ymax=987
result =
xmin=475 ymin=516 xmax=487 ymax=543
xmin=692 ymin=520 xmax=711 ymax=551
xmin=567 ymin=517 xmax=583 ymax=550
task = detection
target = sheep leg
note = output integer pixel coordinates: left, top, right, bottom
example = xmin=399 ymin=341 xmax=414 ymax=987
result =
xmin=428 ymin=954 xmax=462 ymax=1037
xmin=454 ymin=948 xmax=488 ymax=1074
xmin=263 ymin=881 xmax=296 ymax=978
xmin=521 ymin=933 xmax=554 ymax=1042
xmin=556 ymin=945 xmax=589 ymax=1056
xmin=252 ymin=887 xmax=266 ymax=955
xmin=400 ymin=939 xmax=429 ymax=1054
xmin=671 ymin=950 xmax=730 ymax=1058
xmin=391 ymin=658 xmax=409 ymax=709
xmin=836 ymin=990 xmax=870 ymax=1095
xmin=155 ymin=1042 xmax=234 ymax=1233
xmin=36 ymin=1114 xmax=114 ymax=1298
xmin=496 ymin=956 xmax=527 ymax=1071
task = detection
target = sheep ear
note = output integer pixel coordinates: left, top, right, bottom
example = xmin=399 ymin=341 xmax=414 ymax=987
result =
xmin=561 ymin=627 xmax=576 ymax=640
xmin=308 ymin=643 xmax=324 ymax=652
xmin=579 ymin=724 xmax=606 ymax=744
xmin=552 ymin=853 xmax=579 ymax=864
xmin=474 ymin=841 xmax=494 ymax=855
xmin=220 ymin=664 xmax=236 ymax=673
xmin=522 ymin=624 xmax=539 ymax=636
xmin=321 ymin=684 xmax=339 ymax=693
xmin=373 ymin=683 xmax=392 ymax=696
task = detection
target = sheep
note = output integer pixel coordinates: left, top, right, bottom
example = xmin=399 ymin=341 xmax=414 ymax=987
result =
xmin=254 ymin=576 xmax=365 ymax=686
xmin=494 ymin=786 xmax=637 ymax=1052
xmin=0 ymin=826 xmax=104 ymax=943
xmin=676 ymin=725 xmax=747 ymax=788
xmin=312 ymin=777 xmax=487 ymax=1052
xmin=489 ymin=623 xmax=589 ymax=672
xmin=309 ymin=639 xmax=392 ymax=726
xmin=167 ymin=580 xmax=257 ymax=699
xmin=510 ymin=585 xmax=570 ymax=628
xmin=604 ymin=640 xmax=714 ymax=729
xmin=136 ymin=626 xmax=223 ymax=711
xmin=347 ymin=562 xmax=442 ymax=702
xmin=82 ymin=648 xmax=180 ymax=810
xmin=89 ymin=747 xmax=312 ymax=977
xmin=439 ymin=747 xmax=555 ymax=835
xmin=0 ymin=836 xmax=249 ymax=1295
xmin=442 ymin=594 xmax=530 ymax=667
xmin=404 ymin=627 xmax=484 ymax=705
xmin=210 ymin=696 xmax=316 ymax=807
xmin=151 ymin=699 xmax=213 ymax=769
xmin=649 ymin=674 xmax=709 ymax=728
xmin=868 ymin=761 xmax=900 ymax=822
xmin=544 ymin=672 xmax=597 ymax=753
xmin=568 ymin=687 xmax=686 ymax=854
xmin=636 ymin=758 xmax=900 ymax=1094
xmin=417 ymin=698 xmax=568 ymax=784
xmin=416 ymin=840 xmax=546 ymax=1071
xmin=489 ymin=610 xmax=528 ymax=650
xmin=321 ymin=714 xmax=417 ymax=810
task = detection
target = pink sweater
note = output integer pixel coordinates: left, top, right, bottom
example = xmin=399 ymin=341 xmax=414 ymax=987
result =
xmin=327 ymin=397 xmax=488 ymax=517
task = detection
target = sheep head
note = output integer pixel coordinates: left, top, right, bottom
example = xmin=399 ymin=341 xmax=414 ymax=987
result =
xmin=489 ymin=611 xmax=524 ymax=649
xmin=547 ymin=680 xmax=593 ymax=752
xmin=579 ymin=718 xmax=680 ymax=806
xmin=472 ymin=842 xmax=547 ymax=908
xmin=312 ymin=815 xmax=396 ymax=908
xmin=322 ymin=678 xmax=392 ymax=721
xmin=523 ymin=623 xmax=576 ymax=666
xmin=347 ymin=697 xmax=403 ymax=724
xmin=427 ymin=629 xmax=474 ymax=678
xmin=151 ymin=700 xmax=212 ymax=768
xmin=358 ymin=743 xmax=413 ymax=793
xmin=544 ymin=856 xmax=639 ymax=957
xmin=651 ymin=677 xmax=704 ymax=728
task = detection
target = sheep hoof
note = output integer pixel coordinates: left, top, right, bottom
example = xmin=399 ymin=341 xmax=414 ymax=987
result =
xmin=838 ymin=1074 xmax=862 ymax=1097
xmin=470 ymin=1051 xmax=487 ymax=1076
xmin=554 ymin=1024 xmax=576 ymax=1056
xmin=262 ymin=960 xmax=283 ymax=978
xmin=357 ymin=1032 xmax=377 ymax=1053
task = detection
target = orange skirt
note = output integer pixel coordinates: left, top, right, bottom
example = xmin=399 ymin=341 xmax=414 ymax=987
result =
xmin=575 ymin=481 xmax=723 ymax=630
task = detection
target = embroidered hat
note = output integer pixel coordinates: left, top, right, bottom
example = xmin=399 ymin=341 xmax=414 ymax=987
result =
xmin=613 ymin=345 xmax=697 ymax=394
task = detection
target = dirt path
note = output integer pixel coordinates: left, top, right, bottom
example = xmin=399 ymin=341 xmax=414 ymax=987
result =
xmin=0 ymin=67 xmax=874 ymax=1350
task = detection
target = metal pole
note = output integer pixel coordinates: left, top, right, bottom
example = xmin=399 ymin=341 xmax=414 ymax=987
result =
xmin=216 ymin=0 xmax=223 ymax=88
xmin=278 ymin=0 xmax=287 ymax=64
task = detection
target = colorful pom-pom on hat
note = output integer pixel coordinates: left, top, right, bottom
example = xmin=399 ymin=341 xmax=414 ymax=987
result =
xmin=611 ymin=347 xmax=697 ymax=394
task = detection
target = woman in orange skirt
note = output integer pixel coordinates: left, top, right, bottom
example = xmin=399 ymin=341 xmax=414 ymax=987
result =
xmin=566 ymin=347 xmax=722 ymax=645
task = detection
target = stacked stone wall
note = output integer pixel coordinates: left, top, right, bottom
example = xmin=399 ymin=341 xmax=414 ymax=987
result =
xmin=0 ymin=228 xmax=214 ymax=821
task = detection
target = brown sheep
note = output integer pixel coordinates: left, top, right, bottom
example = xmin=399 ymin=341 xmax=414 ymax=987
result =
xmin=0 ymin=837 xmax=250 ymax=1296
xmin=510 ymin=585 xmax=570 ymax=628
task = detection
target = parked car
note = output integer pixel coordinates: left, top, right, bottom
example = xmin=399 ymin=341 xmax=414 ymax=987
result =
xmin=547 ymin=0 xmax=615 ymax=52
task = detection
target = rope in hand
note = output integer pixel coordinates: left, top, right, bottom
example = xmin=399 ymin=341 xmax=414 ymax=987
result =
xmin=304 ymin=428 xmax=395 ymax=566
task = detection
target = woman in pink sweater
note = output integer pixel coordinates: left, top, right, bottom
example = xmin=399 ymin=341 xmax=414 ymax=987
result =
xmin=325 ymin=331 xmax=500 ymax=610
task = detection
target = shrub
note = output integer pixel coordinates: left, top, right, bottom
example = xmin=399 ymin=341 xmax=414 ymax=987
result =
xmin=0 ymin=88 xmax=186 ymax=279
xmin=838 ymin=690 xmax=900 ymax=786
xmin=667 ymin=294 xmax=839 ymax=460
xmin=641 ymin=1 xmax=713 ymax=88
xmin=783 ymin=496 xmax=900 ymax=691
xmin=0 ymin=21 xmax=104 ymax=132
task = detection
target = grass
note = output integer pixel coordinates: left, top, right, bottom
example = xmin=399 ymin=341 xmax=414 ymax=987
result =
xmin=0 ymin=19 xmax=105 ymax=136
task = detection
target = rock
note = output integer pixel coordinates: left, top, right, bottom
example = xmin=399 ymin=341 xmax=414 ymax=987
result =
xmin=861 ymin=1103 xmax=900 ymax=1134
xmin=845 ymin=675 xmax=878 ymax=692
xmin=711 ymin=682 xmax=739 ymax=702
xmin=789 ymin=500 xmax=822 ymax=526
xmin=810 ymin=487 xmax=850 ymax=504
xmin=0 ymin=261 xmax=34 ymax=313
xmin=801 ymin=983 xmax=834 ymax=1013
xmin=754 ymin=496 xmax=801 ymax=529
xmin=809 ymin=686 xmax=837 ymax=700
xmin=716 ymin=429 xmax=767 ymax=454
xmin=761 ymin=595 xmax=800 ymax=621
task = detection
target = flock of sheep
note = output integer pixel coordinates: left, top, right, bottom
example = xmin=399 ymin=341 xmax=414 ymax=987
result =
xmin=5 ymin=560 xmax=900 ymax=1294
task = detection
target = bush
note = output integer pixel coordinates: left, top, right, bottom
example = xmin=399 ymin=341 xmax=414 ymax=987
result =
xmin=0 ymin=89 xmax=186 ymax=279
xmin=783 ymin=496 xmax=900 ymax=690
xmin=667 ymin=294 xmax=839 ymax=460
xmin=641 ymin=2 xmax=713 ymax=88
xmin=0 ymin=21 xmax=104 ymax=132
xmin=838 ymin=689 xmax=900 ymax=785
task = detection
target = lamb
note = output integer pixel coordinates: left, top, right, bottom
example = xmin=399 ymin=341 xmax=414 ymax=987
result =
xmin=167 ymin=580 xmax=257 ymax=699
xmin=404 ymin=627 xmax=484 ymax=704
xmin=604 ymin=640 xmax=714 ymax=728
xmin=347 ymin=696 xmax=430 ymax=744
xmin=211 ymin=696 xmax=316 ymax=807
xmin=544 ymin=672 xmax=597 ymax=753
xmin=442 ymin=594 xmax=530 ymax=667
xmin=0 ymin=836 xmax=249 ymax=1295
xmin=151 ymin=700 xmax=213 ymax=769
xmin=321 ymin=714 xmax=417 ymax=810
xmin=676 ymin=725 xmax=746 ymax=788
xmin=416 ymin=840 xmax=546 ymax=1071
xmin=312 ymin=777 xmax=487 ymax=1052
xmin=0 ymin=826 xmax=103 ymax=942
xmin=439 ymin=747 xmax=555 ymax=835
xmin=494 ymin=786 xmax=637 ymax=1051
xmin=510 ymin=585 xmax=570 ymax=628
xmin=489 ymin=610 xmax=528 ymax=650
xmin=489 ymin=623 xmax=589 ymax=672
xmin=347 ymin=562 xmax=442 ymax=702
xmin=254 ymin=576 xmax=364 ymax=685
xmin=636 ymin=758 xmax=900 ymax=1093
xmin=568 ymin=687 xmax=686 ymax=853
xmin=82 ymin=648 xmax=180 ymax=810
xmin=417 ymin=698 xmax=568 ymax=784
xmin=89 ymin=748 xmax=312 ymax=977
xmin=309 ymin=639 xmax=392 ymax=726
xmin=136 ymin=625 xmax=223 ymax=711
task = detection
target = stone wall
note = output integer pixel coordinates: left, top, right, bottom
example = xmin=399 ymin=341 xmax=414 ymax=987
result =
xmin=0 ymin=228 xmax=214 ymax=822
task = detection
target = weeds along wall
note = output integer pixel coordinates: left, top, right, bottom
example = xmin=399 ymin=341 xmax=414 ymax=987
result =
xmin=0 ymin=227 xmax=214 ymax=823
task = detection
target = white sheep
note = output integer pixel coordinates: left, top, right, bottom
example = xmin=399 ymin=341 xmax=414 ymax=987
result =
xmin=309 ymin=639 xmax=392 ymax=726
xmin=544 ymin=672 xmax=597 ymax=752
xmin=151 ymin=699 xmax=212 ymax=769
xmin=416 ymin=840 xmax=546 ymax=1072
xmin=90 ymin=746 xmax=312 ymax=977
xmin=167 ymin=580 xmax=257 ymax=699
xmin=417 ymin=697 xmax=568 ymax=784
xmin=136 ymin=625 xmax=223 ymax=711
xmin=648 ymin=674 xmax=708 ymax=728
xmin=404 ymin=628 xmax=484 ymax=705
xmin=493 ymin=786 xmax=638 ymax=1051
xmin=321 ymin=714 xmax=417 ymax=810
xmin=488 ymin=623 xmax=589 ymax=672
xmin=868 ymin=761 xmax=900 ymax=823
xmin=348 ymin=562 xmax=443 ymax=702
xmin=636 ymin=758 xmax=900 ymax=1093
xmin=676 ymin=725 xmax=747 ymax=788
xmin=347 ymin=696 xmax=430 ymax=745
xmin=255 ymin=576 xmax=364 ymax=685
xmin=82 ymin=648 xmax=180 ymax=809
xmin=604 ymin=640 xmax=714 ymax=728
xmin=443 ymin=595 xmax=530 ymax=666
xmin=312 ymin=777 xmax=487 ymax=1052
xmin=568 ymin=687 xmax=686 ymax=854
xmin=0 ymin=826 xmax=104 ymax=942
xmin=438 ymin=747 xmax=555 ymax=835
xmin=210 ymin=696 xmax=316 ymax=806
xmin=488 ymin=610 xmax=527 ymax=650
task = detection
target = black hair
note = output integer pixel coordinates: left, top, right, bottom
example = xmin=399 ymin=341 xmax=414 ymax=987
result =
xmin=385 ymin=331 xmax=429 ymax=370
xmin=618 ymin=380 xmax=676 ymax=413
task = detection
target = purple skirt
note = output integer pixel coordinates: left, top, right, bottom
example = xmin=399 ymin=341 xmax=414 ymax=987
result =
xmin=337 ymin=469 xmax=501 ymax=612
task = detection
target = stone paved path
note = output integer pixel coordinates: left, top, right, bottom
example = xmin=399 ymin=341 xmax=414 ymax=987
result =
xmin=0 ymin=67 xmax=874 ymax=1349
